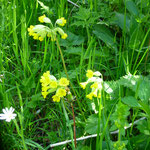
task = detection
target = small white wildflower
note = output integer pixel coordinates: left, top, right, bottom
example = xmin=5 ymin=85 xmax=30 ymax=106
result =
xmin=0 ymin=107 xmax=17 ymax=122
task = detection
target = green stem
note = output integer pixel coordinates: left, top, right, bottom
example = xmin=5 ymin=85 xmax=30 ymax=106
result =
xmin=56 ymin=38 xmax=86 ymax=120
xmin=13 ymin=119 xmax=27 ymax=150
xmin=61 ymin=99 xmax=75 ymax=149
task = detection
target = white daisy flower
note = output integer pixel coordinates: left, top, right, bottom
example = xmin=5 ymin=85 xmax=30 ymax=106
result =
xmin=0 ymin=107 xmax=17 ymax=122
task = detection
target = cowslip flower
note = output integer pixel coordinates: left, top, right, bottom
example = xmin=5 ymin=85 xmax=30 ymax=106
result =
xmin=86 ymin=70 xmax=102 ymax=79
xmin=38 ymin=14 xmax=52 ymax=24
xmin=56 ymin=17 xmax=67 ymax=26
xmin=28 ymin=15 xmax=67 ymax=42
xmin=80 ymin=70 xmax=103 ymax=100
xmin=0 ymin=107 xmax=17 ymax=122
xmin=59 ymin=78 xmax=69 ymax=87
xmin=40 ymin=71 xmax=69 ymax=102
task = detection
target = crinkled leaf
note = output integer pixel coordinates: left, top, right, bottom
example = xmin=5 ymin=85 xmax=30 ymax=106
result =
xmin=71 ymin=20 xmax=86 ymax=28
xmin=104 ymin=81 xmax=120 ymax=99
xmin=136 ymin=120 xmax=150 ymax=135
xmin=138 ymin=78 xmax=150 ymax=102
xmin=73 ymin=7 xmax=91 ymax=20
xmin=85 ymin=114 xmax=103 ymax=134
xmin=119 ymin=74 xmax=150 ymax=102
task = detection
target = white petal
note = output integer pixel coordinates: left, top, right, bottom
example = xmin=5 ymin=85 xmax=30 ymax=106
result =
xmin=0 ymin=116 xmax=7 ymax=120
xmin=93 ymin=71 xmax=101 ymax=77
xmin=6 ymin=118 xmax=11 ymax=122
xmin=49 ymin=75 xmax=56 ymax=81
xmin=2 ymin=108 xmax=7 ymax=114
xmin=9 ymin=107 xmax=14 ymax=113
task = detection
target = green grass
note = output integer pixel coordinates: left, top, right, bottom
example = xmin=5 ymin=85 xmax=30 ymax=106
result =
xmin=0 ymin=0 xmax=150 ymax=149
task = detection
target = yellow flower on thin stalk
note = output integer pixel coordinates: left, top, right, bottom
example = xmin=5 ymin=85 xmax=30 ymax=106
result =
xmin=80 ymin=70 xmax=103 ymax=100
xmin=40 ymin=71 xmax=69 ymax=102
xmin=59 ymin=78 xmax=69 ymax=87
xmin=28 ymin=15 xmax=68 ymax=42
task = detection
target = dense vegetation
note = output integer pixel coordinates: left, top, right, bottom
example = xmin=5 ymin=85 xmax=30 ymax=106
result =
xmin=0 ymin=0 xmax=150 ymax=149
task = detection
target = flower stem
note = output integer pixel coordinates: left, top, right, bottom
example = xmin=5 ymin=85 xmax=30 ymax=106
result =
xmin=56 ymin=38 xmax=86 ymax=120
xmin=71 ymin=102 xmax=77 ymax=148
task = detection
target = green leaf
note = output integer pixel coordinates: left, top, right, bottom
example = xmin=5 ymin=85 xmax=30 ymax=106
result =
xmin=93 ymin=24 xmax=118 ymax=52
xmin=122 ymin=96 xmax=140 ymax=107
xmin=71 ymin=20 xmax=86 ymax=28
xmin=119 ymin=74 xmax=150 ymax=102
xmin=104 ymin=81 xmax=120 ymax=99
xmin=125 ymin=0 xmax=139 ymax=16
xmin=73 ymin=7 xmax=91 ymax=20
xmin=112 ymin=12 xmax=130 ymax=33
xmin=60 ymin=31 xmax=84 ymax=47
xmin=138 ymin=78 xmax=150 ymax=102
xmin=85 ymin=114 xmax=103 ymax=134
xmin=138 ymin=101 xmax=150 ymax=117
xmin=129 ymin=25 xmax=144 ymax=49
xmin=65 ymin=47 xmax=82 ymax=55
xmin=136 ymin=120 xmax=150 ymax=135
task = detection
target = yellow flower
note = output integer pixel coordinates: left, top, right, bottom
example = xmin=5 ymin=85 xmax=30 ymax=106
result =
xmin=86 ymin=70 xmax=94 ymax=78
xmin=42 ymin=86 xmax=50 ymax=92
xmin=56 ymin=17 xmax=66 ymax=26
xmin=86 ymin=92 xmax=93 ymax=100
xmin=59 ymin=78 xmax=69 ymax=87
xmin=42 ymin=91 xmax=49 ymax=99
xmin=52 ymin=95 xmax=60 ymax=102
xmin=56 ymin=88 xmax=66 ymax=97
xmin=33 ymin=33 xmax=39 ymax=40
xmin=92 ymin=90 xmax=98 ymax=97
xmin=50 ymin=81 xmax=58 ymax=88
xmin=38 ymin=14 xmax=51 ymax=23
xmin=40 ymin=71 xmax=51 ymax=86
xmin=80 ymin=82 xmax=87 ymax=89
xmin=90 ymin=82 xmax=98 ymax=89
xmin=39 ymin=37 xmax=44 ymax=41
xmin=61 ymin=33 xmax=67 ymax=39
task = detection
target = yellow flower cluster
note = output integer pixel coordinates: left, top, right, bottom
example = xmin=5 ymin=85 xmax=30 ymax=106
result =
xmin=27 ymin=15 xmax=67 ymax=42
xmin=80 ymin=70 xmax=102 ymax=100
xmin=40 ymin=71 xmax=69 ymax=102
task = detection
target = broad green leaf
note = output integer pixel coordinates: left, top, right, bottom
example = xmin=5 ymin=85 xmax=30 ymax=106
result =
xmin=93 ymin=24 xmax=118 ymax=52
xmin=138 ymin=79 xmax=150 ymax=102
xmin=85 ymin=114 xmax=103 ymax=134
xmin=119 ymin=74 xmax=150 ymax=102
xmin=60 ymin=32 xmax=84 ymax=47
xmin=112 ymin=12 xmax=130 ymax=33
xmin=119 ymin=74 xmax=140 ymax=92
xmin=65 ymin=47 xmax=82 ymax=55
xmin=121 ymin=96 xmax=140 ymax=107
xmin=138 ymin=101 xmax=150 ymax=117
xmin=136 ymin=120 xmax=150 ymax=135
xmin=129 ymin=25 xmax=144 ymax=49
xmin=125 ymin=0 xmax=139 ymax=16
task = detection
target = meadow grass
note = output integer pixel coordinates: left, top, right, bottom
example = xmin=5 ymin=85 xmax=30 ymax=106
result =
xmin=0 ymin=0 xmax=150 ymax=149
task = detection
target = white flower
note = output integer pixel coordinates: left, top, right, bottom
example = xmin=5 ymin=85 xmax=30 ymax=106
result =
xmin=0 ymin=107 xmax=17 ymax=122
xmin=93 ymin=71 xmax=102 ymax=77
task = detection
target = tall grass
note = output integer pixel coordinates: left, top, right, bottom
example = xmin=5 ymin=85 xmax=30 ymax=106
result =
xmin=0 ymin=0 xmax=150 ymax=149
